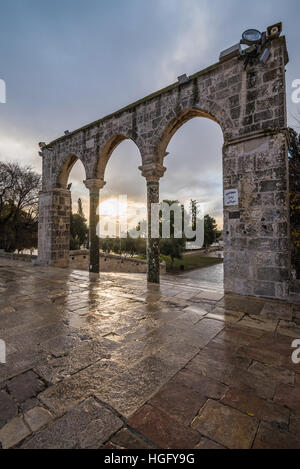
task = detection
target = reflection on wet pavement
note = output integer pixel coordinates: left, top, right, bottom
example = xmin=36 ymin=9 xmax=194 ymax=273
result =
xmin=178 ymin=263 xmax=224 ymax=290
xmin=0 ymin=258 xmax=299 ymax=449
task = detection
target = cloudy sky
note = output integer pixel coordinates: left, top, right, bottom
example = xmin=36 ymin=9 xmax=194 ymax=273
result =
xmin=1 ymin=0 xmax=300 ymax=228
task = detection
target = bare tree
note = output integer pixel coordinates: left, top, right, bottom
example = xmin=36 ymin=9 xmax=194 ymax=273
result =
xmin=0 ymin=162 xmax=41 ymax=251
xmin=288 ymin=128 xmax=300 ymax=278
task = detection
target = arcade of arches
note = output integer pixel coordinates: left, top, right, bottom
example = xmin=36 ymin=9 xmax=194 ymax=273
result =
xmin=37 ymin=33 xmax=291 ymax=301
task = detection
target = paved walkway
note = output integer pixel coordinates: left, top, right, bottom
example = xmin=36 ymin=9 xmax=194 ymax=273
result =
xmin=0 ymin=258 xmax=300 ymax=449
xmin=178 ymin=263 xmax=224 ymax=290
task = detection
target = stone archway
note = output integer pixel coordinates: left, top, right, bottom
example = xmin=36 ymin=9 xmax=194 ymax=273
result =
xmin=37 ymin=26 xmax=290 ymax=300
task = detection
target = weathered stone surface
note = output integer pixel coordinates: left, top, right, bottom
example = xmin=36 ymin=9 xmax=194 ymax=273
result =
xmin=274 ymin=384 xmax=300 ymax=414
xmin=24 ymin=406 xmax=53 ymax=432
xmin=0 ymin=416 xmax=31 ymax=449
xmin=221 ymin=388 xmax=290 ymax=425
xmin=0 ymin=391 xmax=18 ymax=428
xmin=191 ymin=400 xmax=259 ymax=449
xmin=21 ymin=397 xmax=122 ymax=449
xmin=0 ymin=259 xmax=299 ymax=449
xmin=109 ymin=427 xmax=156 ymax=449
xmin=248 ymin=361 xmax=295 ymax=385
xmin=253 ymin=422 xmax=300 ymax=449
xmin=7 ymin=370 xmax=45 ymax=402
xmin=149 ymin=380 xmax=207 ymax=425
xmin=195 ymin=437 xmax=225 ymax=449
xmin=38 ymin=359 xmax=125 ymax=415
xmin=35 ymin=339 xmax=112 ymax=384
xmin=171 ymin=369 xmax=227 ymax=400
xmin=127 ymin=404 xmax=200 ymax=449
xmin=40 ymin=334 xmax=81 ymax=357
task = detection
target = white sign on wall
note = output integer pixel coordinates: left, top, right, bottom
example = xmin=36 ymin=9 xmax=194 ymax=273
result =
xmin=224 ymin=189 xmax=239 ymax=207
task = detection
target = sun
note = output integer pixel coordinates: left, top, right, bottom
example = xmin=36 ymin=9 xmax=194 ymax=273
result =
xmin=99 ymin=198 xmax=127 ymax=217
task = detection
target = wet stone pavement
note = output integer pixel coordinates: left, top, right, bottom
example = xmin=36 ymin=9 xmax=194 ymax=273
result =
xmin=0 ymin=258 xmax=300 ymax=449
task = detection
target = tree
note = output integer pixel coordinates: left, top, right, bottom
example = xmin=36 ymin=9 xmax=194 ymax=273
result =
xmin=190 ymin=199 xmax=199 ymax=232
xmin=70 ymin=198 xmax=88 ymax=250
xmin=0 ymin=162 xmax=41 ymax=252
xmin=204 ymin=214 xmax=218 ymax=248
xmin=288 ymin=127 xmax=300 ymax=278
xmin=160 ymin=200 xmax=186 ymax=269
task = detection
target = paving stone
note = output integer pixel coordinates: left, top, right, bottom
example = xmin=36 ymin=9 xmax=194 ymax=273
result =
xmin=290 ymin=415 xmax=300 ymax=435
xmin=191 ymin=318 xmax=225 ymax=347
xmin=227 ymin=368 xmax=277 ymax=400
xmin=221 ymin=388 xmax=290 ymax=425
xmin=0 ymin=391 xmax=18 ymax=428
xmin=40 ymin=334 xmax=81 ymax=357
xmin=277 ymin=321 xmax=300 ymax=338
xmin=7 ymin=370 xmax=45 ymax=402
xmin=248 ymin=361 xmax=295 ymax=385
xmin=0 ymin=349 xmax=49 ymax=384
xmin=186 ymin=346 xmax=250 ymax=384
xmin=149 ymin=380 xmax=207 ymax=425
xmin=195 ymin=291 xmax=224 ymax=302
xmin=0 ymin=416 xmax=31 ymax=449
xmin=35 ymin=339 xmax=112 ymax=384
xmin=260 ymin=302 xmax=293 ymax=321
xmin=20 ymin=397 xmax=39 ymax=412
xmin=274 ymin=383 xmax=300 ymax=414
xmin=24 ymin=406 xmax=53 ymax=432
xmin=253 ymin=422 xmax=300 ymax=449
xmin=39 ymin=359 xmax=125 ymax=415
xmin=110 ymin=427 xmax=156 ymax=449
xmin=182 ymin=304 xmax=209 ymax=318
xmin=128 ymin=355 xmax=178 ymax=389
xmin=127 ymin=404 xmax=200 ymax=449
xmin=171 ymin=369 xmax=227 ymax=400
xmin=221 ymin=296 xmax=265 ymax=315
xmin=237 ymin=316 xmax=277 ymax=333
xmin=206 ymin=307 xmax=244 ymax=323
xmin=215 ymin=324 xmax=263 ymax=346
xmin=194 ymin=437 xmax=226 ymax=449
xmin=191 ymin=400 xmax=259 ymax=449
xmin=21 ymin=397 xmax=122 ymax=449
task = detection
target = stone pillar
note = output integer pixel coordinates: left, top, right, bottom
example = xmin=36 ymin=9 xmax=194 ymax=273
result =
xmin=84 ymin=179 xmax=106 ymax=273
xmin=139 ymin=163 xmax=166 ymax=284
xmin=37 ymin=188 xmax=71 ymax=267
xmin=223 ymin=130 xmax=291 ymax=300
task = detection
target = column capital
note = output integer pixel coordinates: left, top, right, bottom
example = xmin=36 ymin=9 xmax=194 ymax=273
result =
xmin=139 ymin=163 xmax=166 ymax=182
xmin=83 ymin=178 xmax=106 ymax=192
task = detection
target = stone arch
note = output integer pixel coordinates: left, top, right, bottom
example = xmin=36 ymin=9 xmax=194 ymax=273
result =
xmin=96 ymin=133 xmax=143 ymax=181
xmin=56 ymin=153 xmax=87 ymax=188
xmin=38 ymin=31 xmax=291 ymax=300
xmin=154 ymin=105 xmax=229 ymax=165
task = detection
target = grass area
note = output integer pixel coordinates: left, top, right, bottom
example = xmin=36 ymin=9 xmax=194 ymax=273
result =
xmin=160 ymin=253 xmax=223 ymax=273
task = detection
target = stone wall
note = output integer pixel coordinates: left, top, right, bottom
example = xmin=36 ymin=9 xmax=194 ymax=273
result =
xmin=37 ymin=188 xmax=71 ymax=267
xmin=223 ymin=131 xmax=290 ymax=299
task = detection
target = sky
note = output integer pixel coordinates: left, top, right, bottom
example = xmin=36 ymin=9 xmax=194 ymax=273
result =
xmin=1 ymin=0 xmax=300 ymax=229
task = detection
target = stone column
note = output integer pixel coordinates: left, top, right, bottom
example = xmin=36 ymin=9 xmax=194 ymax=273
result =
xmin=223 ymin=130 xmax=291 ymax=301
xmin=37 ymin=188 xmax=71 ymax=267
xmin=84 ymin=179 xmax=106 ymax=273
xmin=139 ymin=163 xmax=166 ymax=284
